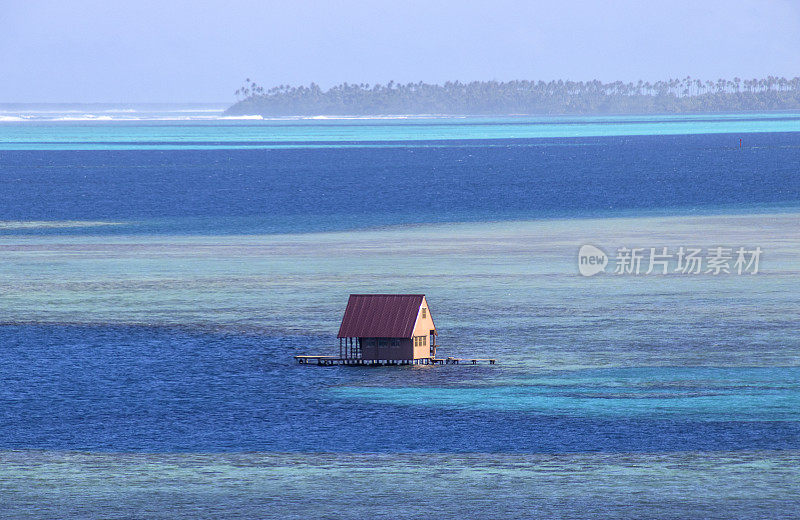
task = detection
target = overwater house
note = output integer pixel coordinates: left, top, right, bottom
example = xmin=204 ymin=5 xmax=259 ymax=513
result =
xmin=337 ymin=294 xmax=437 ymax=362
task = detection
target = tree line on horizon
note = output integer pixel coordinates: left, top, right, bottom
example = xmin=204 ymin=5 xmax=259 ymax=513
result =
xmin=226 ymin=76 xmax=800 ymax=116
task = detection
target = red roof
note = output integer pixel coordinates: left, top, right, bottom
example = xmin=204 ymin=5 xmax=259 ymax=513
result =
xmin=337 ymin=294 xmax=424 ymax=338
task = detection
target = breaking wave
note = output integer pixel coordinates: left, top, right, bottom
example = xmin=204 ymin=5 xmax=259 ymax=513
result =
xmin=54 ymin=115 xmax=114 ymax=121
xmin=218 ymin=115 xmax=264 ymax=120
xmin=0 ymin=106 xmax=464 ymax=122
xmin=0 ymin=220 xmax=124 ymax=230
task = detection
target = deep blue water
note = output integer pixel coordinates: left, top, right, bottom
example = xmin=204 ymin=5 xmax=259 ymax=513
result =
xmin=1 ymin=130 xmax=799 ymax=454
xmin=1 ymin=132 xmax=799 ymax=235
xmin=1 ymin=324 xmax=799 ymax=453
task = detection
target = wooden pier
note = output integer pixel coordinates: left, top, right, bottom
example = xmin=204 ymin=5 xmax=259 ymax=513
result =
xmin=295 ymin=355 xmax=496 ymax=366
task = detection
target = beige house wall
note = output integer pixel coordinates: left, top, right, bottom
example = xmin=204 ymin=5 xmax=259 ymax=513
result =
xmin=412 ymin=296 xmax=436 ymax=359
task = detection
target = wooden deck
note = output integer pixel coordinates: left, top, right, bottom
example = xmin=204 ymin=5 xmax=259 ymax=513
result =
xmin=295 ymin=355 xmax=496 ymax=366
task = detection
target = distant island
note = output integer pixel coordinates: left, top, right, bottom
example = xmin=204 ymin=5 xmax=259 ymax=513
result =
xmin=226 ymin=76 xmax=800 ymax=116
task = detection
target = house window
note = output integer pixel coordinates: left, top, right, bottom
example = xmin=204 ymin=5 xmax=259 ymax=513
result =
xmin=422 ymin=336 xmax=426 ymax=346
xmin=391 ymin=339 xmax=399 ymax=348
xmin=421 ymin=308 xmax=427 ymax=319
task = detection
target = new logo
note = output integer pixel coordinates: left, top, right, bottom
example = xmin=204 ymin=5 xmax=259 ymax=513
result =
xmin=578 ymin=245 xmax=608 ymax=276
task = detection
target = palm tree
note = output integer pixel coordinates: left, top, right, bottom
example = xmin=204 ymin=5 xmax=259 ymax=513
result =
xmin=224 ymin=76 xmax=799 ymax=116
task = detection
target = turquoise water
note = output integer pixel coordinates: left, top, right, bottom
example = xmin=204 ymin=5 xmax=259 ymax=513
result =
xmin=1 ymin=114 xmax=800 ymax=517
xmin=1 ymin=112 xmax=799 ymax=150
xmin=3 ymin=451 xmax=799 ymax=519
xmin=334 ymin=366 xmax=800 ymax=421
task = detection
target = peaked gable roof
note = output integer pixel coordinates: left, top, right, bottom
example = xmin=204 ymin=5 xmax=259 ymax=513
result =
xmin=338 ymin=294 xmax=425 ymax=338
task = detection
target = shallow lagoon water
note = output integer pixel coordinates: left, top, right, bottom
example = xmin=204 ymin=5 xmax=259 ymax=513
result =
xmin=2 ymin=213 xmax=798 ymax=367
xmin=1 ymin=115 xmax=800 ymax=517
xmin=3 ymin=451 xmax=799 ymax=520
xmin=1 ymin=112 xmax=800 ymax=150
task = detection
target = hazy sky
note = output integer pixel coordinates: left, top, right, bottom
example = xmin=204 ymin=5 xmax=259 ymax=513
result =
xmin=2 ymin=0 xmax=799 ymax=103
